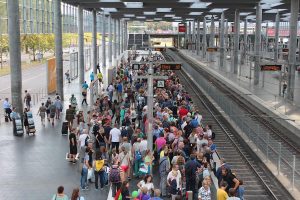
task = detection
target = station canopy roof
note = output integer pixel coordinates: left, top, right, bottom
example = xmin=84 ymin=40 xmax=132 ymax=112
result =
xmin=62 ymin=0 xmax=297 ymax=22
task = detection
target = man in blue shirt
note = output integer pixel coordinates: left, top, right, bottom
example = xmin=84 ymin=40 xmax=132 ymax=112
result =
xmin=117 ymin=82 xmax=123 ymax=102
xmin=3 ymin=98 xmax=12 ymax=121
xmin=82 ymin=81 xmax=89 ymax=90
xmin=90 ymin=71 xmax=94 ymax=82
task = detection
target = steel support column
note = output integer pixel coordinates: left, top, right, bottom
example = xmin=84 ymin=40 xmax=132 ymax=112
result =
xmin=120 ymin=20 xmax=124 ymax=53
xmin=78 ymin=5 xmax=84 ymax=84
xmin=274 ymin=12 xmax=280 ymax=62
xmin=124 ymin=21 xmax=127 ymax=51
xmin=209 ymin=16 xmax=215 ymax=62
xmin=118 ymin=19 xmax=121 ymax=55
xmin=192 ymin=20 xmax=196 ymax=53
xmin=202 ymin=18 xmax=207 ymax=59
xmin=241 ymin=19 xmax=247 ymax=65
xmin=92 ymin=10 xmax=97 ymax=74
xmin=188 ymin=21 xmax=191 ymax=50
xmin=108 ymin=15 xmax=112 ymax=63
xmin=102 ymin=13 xmax=106 ymax=67
xmin=254 ymin=3 xmax=262 ymax=85
xmin=197 ymin=20 xmax=200 ymax=55
xmin=287 ymin=0 xmax=299 ymax=100
xmin=54 ymin=0 xmax=63 ymax=100
xmin=113 ymin=19 xmax=117 ymax=59
xmin=220 ymin=11 xmax=225 ymax=68
xmin=7 ymin=0 xmax=23 ymax=114
xmin=233 ymin=10 xmax=240 ymax=74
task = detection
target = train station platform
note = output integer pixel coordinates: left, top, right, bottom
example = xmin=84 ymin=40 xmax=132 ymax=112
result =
xmin=179 ymin=49 xmax=300 ymax=133
xmin=0 ymin=51 xmax=123 ymax=199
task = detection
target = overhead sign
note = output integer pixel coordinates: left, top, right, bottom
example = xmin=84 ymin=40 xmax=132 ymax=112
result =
xmin=132 ymin=63 xmax=140 ymax=70
xmin=178 ymin=23 xmax=186 ymax=33
xmin=261 ymin=65 xmax=282 ymax=71
xmin=207 ymin=47 xmax=218 ymax=52
xmin=154 ymin=47 xmax=166 ymax=52
xmin=160 ymin=63 xmax=182 ymax=70
xmin=157 ymin=80 xmax=165 ymax=88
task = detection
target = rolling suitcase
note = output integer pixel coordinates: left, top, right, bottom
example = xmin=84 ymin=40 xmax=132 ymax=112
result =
xmin=62 ymin=121 xmax=68 ymax=135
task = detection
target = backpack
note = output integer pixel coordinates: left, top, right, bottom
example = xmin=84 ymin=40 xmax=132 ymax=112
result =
xmin=95 ymin=159 xmax=104 ymax=171
xmin=85 ymin=135 xmax=90 ymax=147
xmin=135 ymin=151 xmax=142 ymax=161
xmin=93 ymin=124 xmax=100 ymax=135
xmin=190 ymin=118 xmax=199 ymax=128
xmin=109 ymin=166 xmax=121 ymax=183
xmin=26 ymin=94 xmax=31 ymax=101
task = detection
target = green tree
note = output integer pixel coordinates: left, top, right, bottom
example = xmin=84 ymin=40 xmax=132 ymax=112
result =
xmin=22 ymin=34 xmax=41 ymax=61
xmin=0 ymin=34 xmax=8 ymax=68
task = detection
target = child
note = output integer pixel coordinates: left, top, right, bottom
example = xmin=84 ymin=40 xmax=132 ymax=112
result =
xmin=120 ymin=181 xmax=131 ymax=200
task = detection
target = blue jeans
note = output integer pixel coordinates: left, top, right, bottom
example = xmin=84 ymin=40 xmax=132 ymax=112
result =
xmin=95 ymin=170 xmax=106 ymax=189
xmin=81 ymin=168 xmax=88 ymax=189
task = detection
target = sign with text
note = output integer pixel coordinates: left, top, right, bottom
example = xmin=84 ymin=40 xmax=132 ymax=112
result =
xmin=154 ymin=47 xmax=166 ymax=52
xmin=207 ymin=47 xmax=218 ymax=52
xmin=178 ymin=23 xmax=186 ymax=33
xmin=156 ymin=80 xmax=165 ymax=88
xmin=282 ymin=48 xmax=289 ymax=53
xmin=160 ymin=63 xmax=182 ymax=70
xmin=261 ymin=65 xmax=282 ymax=71
xmin=132 ymin=63 xmax=140 ymax=70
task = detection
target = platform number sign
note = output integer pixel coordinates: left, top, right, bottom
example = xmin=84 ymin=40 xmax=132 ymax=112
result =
xmin=132 ymin=64 xmax=140 ymax=70
xmin=157 ymin=80 xmax=165 ymax=88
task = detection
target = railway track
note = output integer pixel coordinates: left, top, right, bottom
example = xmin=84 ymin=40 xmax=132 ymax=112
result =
xmin=162 ymin=51 xmax=295 ymax=200
xmin=165 ymin=48 xmax=300 ymax=191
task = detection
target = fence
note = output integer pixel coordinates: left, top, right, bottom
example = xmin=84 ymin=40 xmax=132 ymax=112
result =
xmin=181 ymin=51 xmax=300 ymax=190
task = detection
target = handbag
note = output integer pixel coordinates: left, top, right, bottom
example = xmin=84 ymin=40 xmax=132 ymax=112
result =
xmin=87 ymin=168 xmax=94 ymax=180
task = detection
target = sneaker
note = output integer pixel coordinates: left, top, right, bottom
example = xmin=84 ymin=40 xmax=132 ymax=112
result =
xmin=95 ymin=188 xmax=99 ymax=191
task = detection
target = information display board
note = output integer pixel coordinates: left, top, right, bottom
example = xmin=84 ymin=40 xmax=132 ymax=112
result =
xmin=260 ymin=65 xmax=282 ymax=71
xmin=178 ymin=23 xmax=186 ymax=33
xmin=160 ymin=63 xmax=182 ymax=70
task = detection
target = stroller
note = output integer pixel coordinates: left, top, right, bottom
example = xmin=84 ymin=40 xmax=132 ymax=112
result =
xmin=26 ymin=112 xmax=36 ymax=135
xmin=13 ymin=115 xmax=24 ymax=136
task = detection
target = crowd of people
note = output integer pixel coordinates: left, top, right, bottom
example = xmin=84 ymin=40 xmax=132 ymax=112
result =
xmin=49 ymin=50 xmax=245 ymax=200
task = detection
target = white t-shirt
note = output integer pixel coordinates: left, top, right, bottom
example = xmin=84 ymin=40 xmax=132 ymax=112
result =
xmin=108 ymin=85 xmax=114 ymax=92
xmin=79 ymin=134 xmax=88 ymax=147
xmin=110 ymin=128 xmax=121 ymax=142
xmin=139 ymin=140 xmax=148 ymax=152
xmin=167 ymin=170 xmax=182 ymax=189
xmin=119 ymin=152 xmax=130 ymax=166
xmin=197 ymin=138 xmax=208 ymax=152
xmin=138 ymin=180 xmax=154 ymax=194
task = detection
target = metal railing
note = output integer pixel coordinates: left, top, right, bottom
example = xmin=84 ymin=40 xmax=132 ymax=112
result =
xmin=179 ymin=51 xmax=300 ymax=191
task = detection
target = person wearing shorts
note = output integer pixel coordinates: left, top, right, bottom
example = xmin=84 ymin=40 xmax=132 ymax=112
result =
xmin=119 ymin=146 xmax=130 ymax=181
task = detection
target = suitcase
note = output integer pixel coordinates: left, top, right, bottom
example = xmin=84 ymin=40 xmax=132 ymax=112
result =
xmin=62 ymin=121 xmax=68 ymax=135
xmin=14 ymin=117 xmax=24 ymax=136
xmin=5 ymin=115 xmax=9 ymax=122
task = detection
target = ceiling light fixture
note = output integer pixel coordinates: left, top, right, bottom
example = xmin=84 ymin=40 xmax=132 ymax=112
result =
xmin=124 ymin=2 xmax=143 ymax=8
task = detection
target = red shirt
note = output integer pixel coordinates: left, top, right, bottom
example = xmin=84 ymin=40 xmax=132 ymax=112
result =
xmin=178 ymin=108 xmax=188 ymax=119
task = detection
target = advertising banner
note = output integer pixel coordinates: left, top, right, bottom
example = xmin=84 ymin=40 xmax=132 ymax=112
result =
xmin=47 ymin=57 xmax=56 ymax=94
